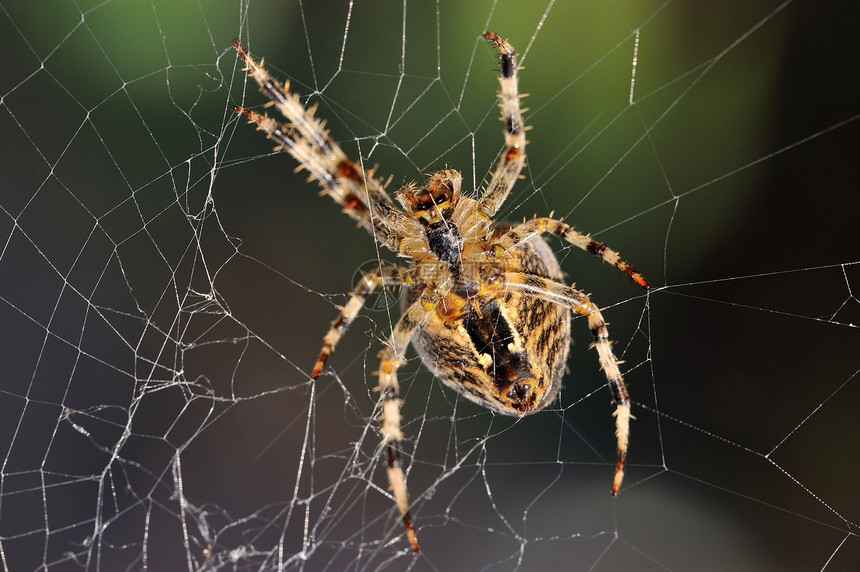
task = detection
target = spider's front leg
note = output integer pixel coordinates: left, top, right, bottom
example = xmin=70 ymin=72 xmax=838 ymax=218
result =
xmin=502 ymin=272 xmax=634 ymax=494
xmin=233 ymin=40 xmax=406 ymax=252
xmin=497 ymin=217 xmax=650 ymax=288
xmin=480 ymin=32 xmax=526 ymax=218
xmin=376 ymin=299 xmax=427 ymax=552
xmin=312 ymin=264 xmax=406 ymax=380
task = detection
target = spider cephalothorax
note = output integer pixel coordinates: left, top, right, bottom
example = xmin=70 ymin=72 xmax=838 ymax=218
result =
xmin=233 ymin=31 xmax=648 ymax=553
xmin=396 ymin=170 xmax=470 ymax=266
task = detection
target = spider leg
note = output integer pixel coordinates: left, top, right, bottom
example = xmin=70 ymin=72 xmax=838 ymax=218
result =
xmin=479 ymin=32 xmax=526 ymax=218
xmin=233 ymin=40 xmax=406 ymax=252
xmin=496 ymin=217 xmax=649 ymax=288
xmin=311 ymin=264 xmax=407 ymax=380
xmin=501 ymin=272 xmax=633 ymax=495
xmin=376 ymin=299 xmax=426 ymax=552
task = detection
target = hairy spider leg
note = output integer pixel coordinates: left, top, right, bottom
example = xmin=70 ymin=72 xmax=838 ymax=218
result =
xmin=497 ymin=217 xmax=650 ymax=288
xmin=311 ymin=264 xmax=409 ymax=380
xmin=377 ymin=299 xmax=428 ymax=552
xmin=479 ymin=32 xmax=527 ymax=218
xmin=501 ymin=273 xmax=633 ymax=494
xmin=311 ymin=262 xmax=424 ymax=551
xmin=233 ymin=40 xmax=405 ymax=251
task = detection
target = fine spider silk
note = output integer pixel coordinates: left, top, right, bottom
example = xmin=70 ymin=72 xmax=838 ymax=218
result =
xmin=233 ymin=32 xmax=649 ymax=552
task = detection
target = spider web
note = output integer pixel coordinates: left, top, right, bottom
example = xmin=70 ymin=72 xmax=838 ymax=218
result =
xmin=1 ymin=0 xmax=858 ymax=570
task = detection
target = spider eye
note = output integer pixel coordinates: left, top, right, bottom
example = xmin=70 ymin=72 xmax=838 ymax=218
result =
xmin=412 ymin=194 xmax=435 ymax=211
xmin=432 ymin=182 xmax=452 ymax=203
xmin=410 ymin=186 xmax=451 ymax=211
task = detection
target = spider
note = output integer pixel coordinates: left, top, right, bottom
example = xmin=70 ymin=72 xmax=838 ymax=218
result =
xmin=233 ymin=32 xmax=649 ymax=553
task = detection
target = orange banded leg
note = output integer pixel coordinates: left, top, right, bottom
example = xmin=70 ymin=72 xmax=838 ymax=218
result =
xmin=498 ymin=218 xmax=649 ymax=288
xmin=377 ymin=299 xmax=426 ymax=552
xmin=311 ymin=264 xmax=406 ymax=380
xmin=502 ymin=272 xmax=632 ymax=494
xmin=479 ymin=32 xmax=526 ymax=218
xmin=233 ymin=40 xmax=339 ymax=164
xmin=233 ymin=41 xmax=404 ymax=250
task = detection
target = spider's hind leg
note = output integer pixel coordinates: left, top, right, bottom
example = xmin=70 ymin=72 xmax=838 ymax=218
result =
xmin=501 ymin=273 xmax=634 ymax=494
xmin=376 ymin=298 xmax=427 ymax=552
xmin=312 ymin=264 xmax=406 ymax=380
xmin=311 ymin=263 xmax=424 ymax=551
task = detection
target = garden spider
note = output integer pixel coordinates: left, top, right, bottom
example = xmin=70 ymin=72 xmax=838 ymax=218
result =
xmin=233 ymin=32 xmax=649 ymax=553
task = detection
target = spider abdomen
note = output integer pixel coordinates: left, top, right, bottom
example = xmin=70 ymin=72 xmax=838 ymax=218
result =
xmin=409 ymin=232 xmax=571 ymax=415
